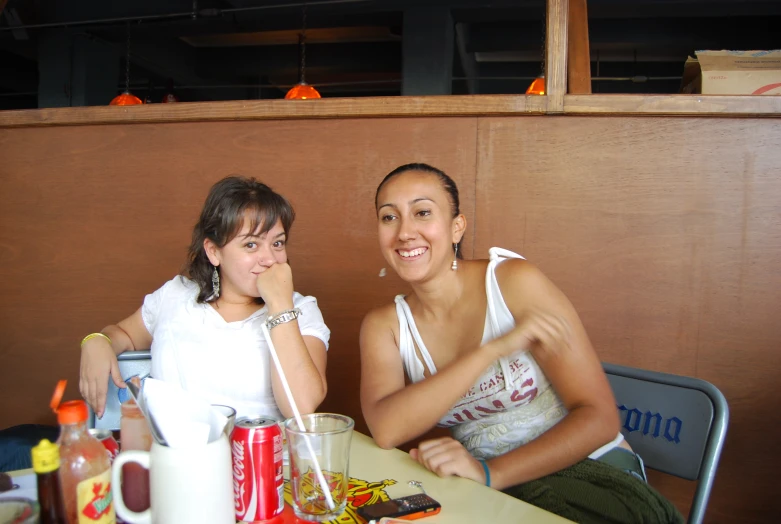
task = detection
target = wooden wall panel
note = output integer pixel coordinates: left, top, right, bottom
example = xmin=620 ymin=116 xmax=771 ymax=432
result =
xmin=2 ymin=112 xmax=780 ymax=523
xmin=474 ymin=116 xmax=781 ymax=523
xmin=0 ymin=118 xmax=478 ymax=437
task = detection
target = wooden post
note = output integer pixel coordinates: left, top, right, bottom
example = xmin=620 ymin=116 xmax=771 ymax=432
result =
xmin=545 ymin=0 xmax=569 ymax=112
xmin=567 ymin=0 xmax=591 ymax=94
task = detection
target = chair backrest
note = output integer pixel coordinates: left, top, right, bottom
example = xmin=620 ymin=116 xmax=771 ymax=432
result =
xmin=87 ymin=350 xmax=152 ymax=431
xmin=602 ymin=362 xmax=729 ymax=524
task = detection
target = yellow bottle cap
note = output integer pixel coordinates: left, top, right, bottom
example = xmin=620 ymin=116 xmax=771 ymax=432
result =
xmin=31 ymin=439 xmax=60 ymax=474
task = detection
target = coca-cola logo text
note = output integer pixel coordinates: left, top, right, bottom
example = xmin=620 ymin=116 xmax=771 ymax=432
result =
xmin=232 ymin=439 xmax=248 ymax=517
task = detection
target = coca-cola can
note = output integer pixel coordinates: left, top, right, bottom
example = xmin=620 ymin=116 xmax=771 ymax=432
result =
xmin=88 ymin=428 xmax=120 ymax=463
xmin=231 ymin=418 xmax=284 ymax=522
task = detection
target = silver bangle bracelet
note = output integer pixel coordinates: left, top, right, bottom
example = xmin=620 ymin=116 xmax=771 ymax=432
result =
xmin=266 ymin=308 xmax=301 ymax=330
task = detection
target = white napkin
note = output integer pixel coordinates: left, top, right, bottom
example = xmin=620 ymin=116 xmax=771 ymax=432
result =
xmin=143 ymin=378 xmax=228 ymax=448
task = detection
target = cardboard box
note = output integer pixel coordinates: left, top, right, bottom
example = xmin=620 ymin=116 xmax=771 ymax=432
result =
xmin=681 ymin=50 xmax=781 ymax=95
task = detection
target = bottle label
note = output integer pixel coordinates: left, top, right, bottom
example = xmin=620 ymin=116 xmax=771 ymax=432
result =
xmin=76 ymin=468 xmax=116 ymax=523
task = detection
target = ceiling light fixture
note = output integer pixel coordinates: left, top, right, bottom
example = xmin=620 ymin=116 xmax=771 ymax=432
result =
xmin=161 ymin=78 xmax=180 ymax=103
xmin=110 ymin=22 xmax=143 ymax=105
xmin=526 ymin=9 xmax=546 ymax=96
xmin=285 ymin=4 xmax=320 ymax=100
xmin=526 ymin=75 xmax=545 ymax=95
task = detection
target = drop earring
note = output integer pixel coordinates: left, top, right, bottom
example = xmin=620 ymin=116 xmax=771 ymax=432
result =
xmin=451 ymin=244 xmax=458 ymax=271
xmin=212 ymin=265 xmax=221 ymax=298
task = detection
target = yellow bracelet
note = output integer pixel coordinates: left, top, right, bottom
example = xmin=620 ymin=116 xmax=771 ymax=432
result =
xmin=81 ymin=332 xmax=112 ymax=346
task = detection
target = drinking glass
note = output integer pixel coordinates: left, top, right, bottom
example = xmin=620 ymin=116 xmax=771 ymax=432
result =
xmin=285 ymin=414 xmax=354 ymax=522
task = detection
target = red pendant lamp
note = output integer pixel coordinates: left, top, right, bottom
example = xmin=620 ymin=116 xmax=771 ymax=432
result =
xmin=526 ymin=75 xmax=545 ymax=95
xmin=110 ymin=22 xmax=143 ymax=106
xmin=285 ymin=82 xmax=320 ymax=100
xmin=110 ymin=92 xmax=143 ymax=105
xmin=285 ymin=6 xmax=320 ymax=100
xmin=525 ymin=12 xmax=546 ymax=96
xmin=161 ymin=78 xmax=180 ymax=103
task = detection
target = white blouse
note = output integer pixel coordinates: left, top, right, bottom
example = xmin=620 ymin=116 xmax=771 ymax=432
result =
xmin=142 ymin=276 xmax=330 ymax=421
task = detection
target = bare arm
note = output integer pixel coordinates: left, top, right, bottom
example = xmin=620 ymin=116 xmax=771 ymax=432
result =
xmin=359 ymin=306 xmax=501 ymax=449
xmin=103 ymin=307 xmax=154 ymax=355
xmin=480 ymin=260 xmax=619 ymax=488
xmin=256 ymin=263 xmax=328 ymax=418
xmin=79 ymin=307 xmax=153 ymax=417
xmin=267 ymin=313 xmax=328 ymax=417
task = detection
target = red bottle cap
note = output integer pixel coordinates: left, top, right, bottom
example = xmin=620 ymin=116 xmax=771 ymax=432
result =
xmin=57 ymin=401 xmax=89 ymax=425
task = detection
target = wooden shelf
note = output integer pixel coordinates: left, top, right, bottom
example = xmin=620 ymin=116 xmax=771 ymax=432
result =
xmin=1 ymin=94 xmax=779 ymax=128
xmin=0 ymin=95 xmax=548 ymax=128
xmin=564 ymin=94 xmax=781 ymax=117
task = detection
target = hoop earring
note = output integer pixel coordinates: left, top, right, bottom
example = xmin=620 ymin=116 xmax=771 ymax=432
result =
xmin=451 ymin=244 xmax=458 ymax=271
xmin=212 ymin=266 xmax=221 ymax=298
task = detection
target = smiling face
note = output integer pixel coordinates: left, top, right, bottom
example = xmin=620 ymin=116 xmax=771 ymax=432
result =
xmin=376 ymin=170 xmax=465 ymax=284
xmin=205 ymin=216 xmax=288 ymax=302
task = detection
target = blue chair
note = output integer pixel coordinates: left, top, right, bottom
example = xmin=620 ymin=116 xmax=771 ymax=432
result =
xmin=87 ymin=350 xmax=152 ymax=431
xmin=603 ymin=362 xmax=729 ymax=524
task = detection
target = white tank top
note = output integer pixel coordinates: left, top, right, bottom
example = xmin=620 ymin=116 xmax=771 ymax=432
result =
xmin=394 ymin=247 xmax=622 ymax=460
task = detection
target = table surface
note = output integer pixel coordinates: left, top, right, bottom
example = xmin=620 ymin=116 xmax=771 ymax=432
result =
xmin=277 ymin=431 xmax=570 ymax=524
xmin=3 ymin=432 xmax=571 ymax=524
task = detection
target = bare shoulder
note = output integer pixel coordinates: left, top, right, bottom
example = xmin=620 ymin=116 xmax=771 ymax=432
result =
xmin=360 ymin=302 xmax=399 ymax=350
xmin=494 ymin=257 xmax=550 ymax=290
xmin=494 ymin=258 xmax=572 ymax=313
xmin=361 ymin=302 xmax=397 ymax=330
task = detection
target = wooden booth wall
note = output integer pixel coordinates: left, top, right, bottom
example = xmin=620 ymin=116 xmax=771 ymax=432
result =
xmin=1 ymin=115 xmax=780 ymax=523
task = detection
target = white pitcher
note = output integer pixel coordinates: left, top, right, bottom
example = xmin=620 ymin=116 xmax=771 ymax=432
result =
xmin=112 ymin=433 xmax=234 ymax=524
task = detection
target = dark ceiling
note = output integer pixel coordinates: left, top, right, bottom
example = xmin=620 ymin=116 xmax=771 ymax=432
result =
xmin=1 ymin=0 xmax=779 ymax=109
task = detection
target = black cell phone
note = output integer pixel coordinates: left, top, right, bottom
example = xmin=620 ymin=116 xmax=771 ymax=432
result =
xmin=357 ymin=493 xmax=442 ymax=522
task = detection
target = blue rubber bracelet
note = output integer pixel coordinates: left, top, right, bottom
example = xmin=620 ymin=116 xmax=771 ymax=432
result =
xmin=478 ymin=459 xmax=491 ymax=487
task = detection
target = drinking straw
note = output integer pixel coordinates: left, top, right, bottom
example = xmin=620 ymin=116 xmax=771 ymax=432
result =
xmin=261 ymin=323 xmax=336 ymax=510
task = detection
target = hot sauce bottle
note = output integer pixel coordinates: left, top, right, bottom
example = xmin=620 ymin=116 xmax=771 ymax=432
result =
xmin=51 ymin=380 xmax=116 ymax=524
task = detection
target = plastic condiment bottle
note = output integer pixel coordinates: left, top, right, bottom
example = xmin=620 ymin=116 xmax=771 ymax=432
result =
xmin=32 ymin=439 xmax=67 ymax=524
xmin=119 ymin=399 xmax=152 ymax=513
xmin=51 ymin=380 xmax=116 ymax=524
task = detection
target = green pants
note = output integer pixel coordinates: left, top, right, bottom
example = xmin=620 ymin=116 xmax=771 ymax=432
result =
xmin=502 ymin=458 xmax=685 ymax=524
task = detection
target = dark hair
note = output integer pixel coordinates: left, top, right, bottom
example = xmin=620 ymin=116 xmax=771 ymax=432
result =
xmin=375 ymin=163 xmax=463 ymax=259
xmin=185 ymin=176 xmax=295 ymax=303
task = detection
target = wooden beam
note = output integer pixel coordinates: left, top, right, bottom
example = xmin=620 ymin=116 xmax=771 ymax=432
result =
xmin=567 ymin=0 xmax=591 ymax=94
xmin=3 ymin=94 xmax=780 ymax=129
xmin=545 ymin=0 xmax=570 ymax=112
xmin=0 ymin=95 xmax=549 ymax=128
xmin=182 ymin=26 xmax=400 ymax=47
xmin=564 ymin=94 xmax=781 ymax=116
